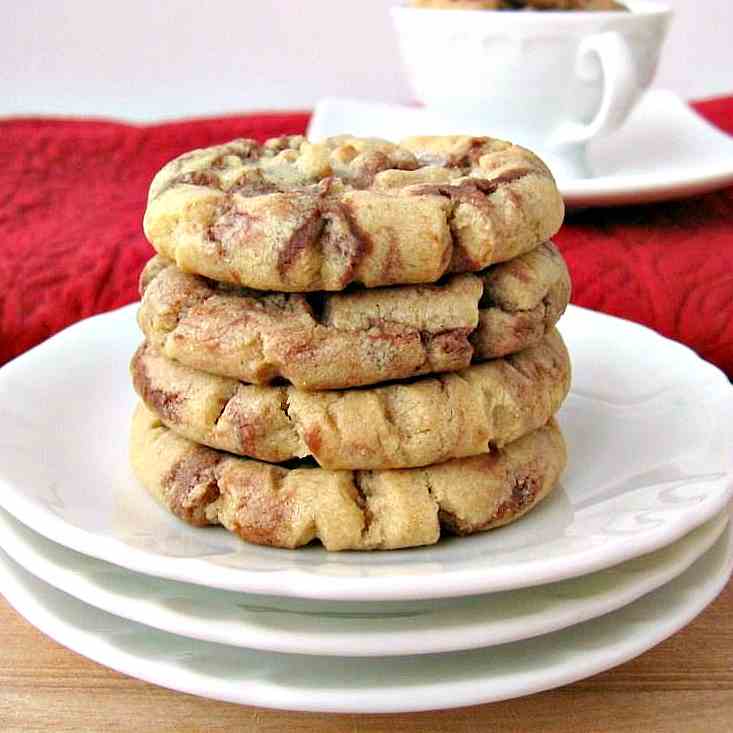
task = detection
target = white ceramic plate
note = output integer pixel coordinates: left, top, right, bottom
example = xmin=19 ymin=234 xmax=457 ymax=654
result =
xmin=0 ymin=506 xmax=726 ymax=657
xmin=307 ymin=90 xmax=733 ymax=207
xmin=1 ymin=526 xmax=730 ymax=713
xmin=0 ymin=304 xmax=731 ymax=600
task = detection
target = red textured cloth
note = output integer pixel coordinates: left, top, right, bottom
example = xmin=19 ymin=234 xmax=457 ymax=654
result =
xmin=1 ymin=105 xmax=732 ymax=375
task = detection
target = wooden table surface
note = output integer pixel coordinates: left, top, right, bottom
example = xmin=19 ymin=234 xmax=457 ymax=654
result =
xmin=1 ymin=579 xmax=731 ymax=733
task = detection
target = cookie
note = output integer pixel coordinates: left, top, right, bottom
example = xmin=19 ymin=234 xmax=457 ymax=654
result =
xmin=513 ymin=0 xmax=627 ymax=9
xmin=137 ymin=255 xmax=481 ymax=391
xmin=131 ymin=329 xmax=571 ymax=470
xmin=137 ymin=241 xmax=569 ymax=389
xmin=409 ymin=0 xmax=626 ymax=9
xmin=130 ymin=403 xmax=567 ymax=551
xmin=143 ymin=135 xmax=564 ymax=292
xmin=409 ymin=0 xmax=504 ymax=7
xmin=472 ymin=239 xmax=571 ymax=360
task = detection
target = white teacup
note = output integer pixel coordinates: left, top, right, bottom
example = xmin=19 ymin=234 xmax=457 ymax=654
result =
xmin=391 ymin=1 xmax=672 ymax=178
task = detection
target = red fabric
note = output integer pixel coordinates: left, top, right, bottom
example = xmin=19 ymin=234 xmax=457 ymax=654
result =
xmin=1 ymin=104 xmax=732 ymax=376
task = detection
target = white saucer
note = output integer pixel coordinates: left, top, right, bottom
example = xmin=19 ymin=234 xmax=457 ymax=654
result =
xmin=1 ymin=526 xmax=730 ymax=713
xmin=0 ymin=506 xmax=725 ymax=657
xmin=307 ymin=91 xmax=733 ymax=207
xmin=0 ymin=304 xmax=731 ymax=600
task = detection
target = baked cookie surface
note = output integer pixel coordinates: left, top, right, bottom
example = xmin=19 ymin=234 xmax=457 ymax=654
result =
xmin=131 ymin=329 xmax=571 ymax=470
xmin=130 ymin=403 xmax=567 ymax=551
xmin=143 ymin=135 xmax=564 ymax=292
xmin=137 ymin=241 xmax=569 ymax=390
xmin=472 ymin=239 xmax=570 ymax=360
xmin=409 ymin=0 xmax=626 ymax=9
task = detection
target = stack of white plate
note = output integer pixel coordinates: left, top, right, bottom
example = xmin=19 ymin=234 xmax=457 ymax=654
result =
xmin=0 ymin=303 xmax=731 ymax=714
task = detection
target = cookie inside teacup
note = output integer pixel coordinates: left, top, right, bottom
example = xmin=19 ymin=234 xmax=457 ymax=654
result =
xmin=408 ymin=0 xmax=628 ymax=10
xmin=393 ymin=1 xmax=671 ymax=178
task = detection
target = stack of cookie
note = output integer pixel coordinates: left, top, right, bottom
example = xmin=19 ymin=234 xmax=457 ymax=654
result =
xmin=130 ymin=134 xmax=572 ymax=551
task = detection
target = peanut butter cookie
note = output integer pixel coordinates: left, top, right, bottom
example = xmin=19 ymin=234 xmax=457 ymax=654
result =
xmin=143 ymin=135 xmax=564 ymax=292
xmin=472 ymin=239 xmax=571 ymax=360
xmin=409 ymin=0 xmax=626 ymax=9
xmin=130 ymin=403 xmax=566 ymax=551
xmin=131 ymin=329 xmax=571 ymax=470
xmin=409 ymin=1 xmax=504 ymax=7
xmin=137 ymin=241 xmax=569 ymax=389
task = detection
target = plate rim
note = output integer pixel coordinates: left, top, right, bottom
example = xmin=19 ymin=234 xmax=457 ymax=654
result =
xmin=0 ymin=303 xmax=732 ymax=600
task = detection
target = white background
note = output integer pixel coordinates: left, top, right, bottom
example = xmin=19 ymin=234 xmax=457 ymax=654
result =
xmin=2 ymin=1 xmax=731 ymax=121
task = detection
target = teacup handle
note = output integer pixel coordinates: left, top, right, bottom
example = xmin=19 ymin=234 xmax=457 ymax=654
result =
xmin=552 ymin=31 xmax=638 ymax=147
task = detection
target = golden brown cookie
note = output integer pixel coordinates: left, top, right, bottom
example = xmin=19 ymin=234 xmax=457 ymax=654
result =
xmin=130 ymin=329 xmax=571 ymax=470
xmin=137 ymin=255 xmax=481 ymax=390
xmin=137 ymin=242 xmax=569 ymax=389
xmin=472 ymin=239 xmax=571 ymax=360
xmin=130 ymin=403 xmax=567 ymax=551
xmin=409 ymin=0 xmax=626 ymax=9
xmin=143 ymin=135 xmax=564 ymax=292
xmin=409 ymin=0 xmax=504 ymax=7
xmin=515 ymin=0 xmax=627 ymax=9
